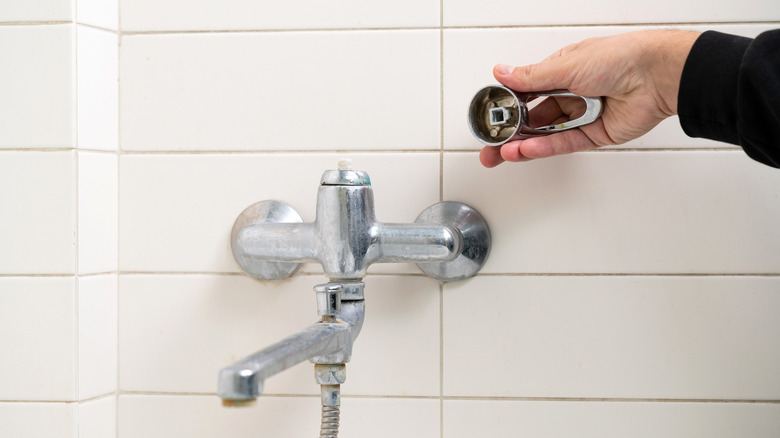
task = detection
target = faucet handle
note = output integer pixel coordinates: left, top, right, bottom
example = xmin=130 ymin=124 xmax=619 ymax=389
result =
xmin=415 ymin=202 xmax=491 ymax=282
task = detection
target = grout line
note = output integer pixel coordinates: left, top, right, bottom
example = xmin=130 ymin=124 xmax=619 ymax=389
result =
xmin=118 ymin=149 xmax=444 ymax=155
xmin=116 ymin=4 xmax=123 ymax=437
xmin=78 ymin=392 xmax=116 ymax=404
xmin=0 ymin=21 xmax=72 ymax=26
xmin=0 ymin=273 xmax=76 ymax=278
xmin=108 ymin=392 xmax=780 ymax=404
xmin=443 ymin=147 xmax=745 ymax=153
xmin=76 ymin=22 xmax=118 ymax=35
xmin=73 ymin=17 xmax=81 ymax=411
xmin=78 ymin=147 xmax=747 ymax=155
xmin=439 ymin=282 xmax=445 ymax=438
xmin=115 ymin=21 xmax=780 ymax=36
xmin=0 ymin=148 xmax=119 ymax=154
xmin=112 ymin=271 xmax=780 ymax=277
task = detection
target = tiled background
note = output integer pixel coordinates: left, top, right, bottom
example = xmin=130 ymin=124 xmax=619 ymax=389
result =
xmin=1 ymin=1 xmax=780 ymax=437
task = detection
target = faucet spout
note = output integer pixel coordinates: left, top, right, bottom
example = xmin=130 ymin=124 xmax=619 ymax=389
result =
xmin=218 ymin=322 xmax=349 ymax=402
xmin=218 ymin=293 xmax=365 ymax=404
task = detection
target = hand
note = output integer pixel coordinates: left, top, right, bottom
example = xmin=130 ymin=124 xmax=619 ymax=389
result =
xmin=480 ymin=29 xmax=701 ymax=168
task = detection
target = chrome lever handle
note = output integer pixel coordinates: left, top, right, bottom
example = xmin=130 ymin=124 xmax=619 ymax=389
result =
xmin=468 ymin=84 xmax=604 ymax=146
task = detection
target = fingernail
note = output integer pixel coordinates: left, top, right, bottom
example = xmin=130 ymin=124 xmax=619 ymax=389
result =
xmin=496 ymin=64 xmax=515 ymax=75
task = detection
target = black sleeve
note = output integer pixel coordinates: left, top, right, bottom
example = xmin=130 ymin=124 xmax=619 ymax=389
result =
xmin=678 ymin=29 xmax=780 ymax=168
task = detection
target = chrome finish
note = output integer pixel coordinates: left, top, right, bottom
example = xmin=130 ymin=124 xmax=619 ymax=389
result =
xmin=218 ymin=282 xmax=364 ymax=403
xmin=231 ymin=168 xmax=490 ymax=281
xmin=315 ymin=283 xmax=342 ymax=317
xmin=415 ymin=202 xmax=491 ymax=282
xmin=231 ymin=200 xmax=304 ymax=280
xmin=468 ymin=84 xmax=603 ymax=146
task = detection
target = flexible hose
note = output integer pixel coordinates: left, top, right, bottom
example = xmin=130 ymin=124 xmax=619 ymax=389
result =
xmin=320 ymin=405 xmax=340 ymax=438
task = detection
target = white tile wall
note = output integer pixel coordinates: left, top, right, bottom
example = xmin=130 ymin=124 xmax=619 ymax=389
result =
xmin=0 ymin=0 xmax=72 ymax=23
xmin=119 ymin=153 xmax=439 ymax=273
xmin=0 ymin=277 xmax=76 ymax=401
xmin=0 ymin=25 xmax=73 ymax=149
xmin=443 ymin=0 xmax=780 ymax=26
xmin=79 ymin=396 xmax=117 ymax=438
xmin=119 ymin=395 xmax=439 ymax=438
xmin=444 ymin=400 xmax=780 ymax=438
xmin=77 ymin=0 xmax=118 ymax=30
xmin=120 ymin=31 xmax=440 ymax=151
xmin=120 ymin=0 xmax=438 ymax=31
xmin=443 ymin=24 xmax=779 ymax=151
xmin=444 ymin=151 xmax=780 ymax=274
xmin=444 ymin=276 xmax=780 ymax=399
xmin=79 ymin=275 xmax=118 ymax=400
xmin=0 ymin=403 xmax=76 ymax=438
xmin=78 ymin=152 xmax=118 ymax=274
xmin=77 ymin=26 xmax=118 ymax=151
xmin=3 ymin=0 xmax=780 ymax=436
xmin=120 ymin=274 xmax=439 ymax=396
xmin=0 ymin=151 xmax=75 ymax=274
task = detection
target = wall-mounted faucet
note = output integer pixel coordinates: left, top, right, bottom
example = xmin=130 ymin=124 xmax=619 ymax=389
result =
xmin=218 ymin=161 xmax=490 ymax=437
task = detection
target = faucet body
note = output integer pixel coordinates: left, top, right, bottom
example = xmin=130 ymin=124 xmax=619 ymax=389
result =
xmin=219 ymin=166 xmax=490 ymax=405
xmin=232 ymin=169 xmax=462 ymax=281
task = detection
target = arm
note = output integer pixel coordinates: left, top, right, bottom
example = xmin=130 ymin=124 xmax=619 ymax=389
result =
xmin=679 ymin=30 xmax=780 ymax=168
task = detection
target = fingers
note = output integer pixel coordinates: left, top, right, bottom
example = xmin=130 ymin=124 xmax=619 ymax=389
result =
xmin=493 ymin=54 xmax=574 ymax=93
xmin=479 ymin=146 xmax=505 ymax=168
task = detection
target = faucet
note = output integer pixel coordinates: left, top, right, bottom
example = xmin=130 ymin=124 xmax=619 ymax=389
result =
xmin=218 ymin=162 xmax=490 ymax=436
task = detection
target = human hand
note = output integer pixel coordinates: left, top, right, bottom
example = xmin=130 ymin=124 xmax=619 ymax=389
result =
xmin=480 ymin=29 xmax=701 ymax=167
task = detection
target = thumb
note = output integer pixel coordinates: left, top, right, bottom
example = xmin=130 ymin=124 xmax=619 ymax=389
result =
xmin=493 ymin=57 xmax=574 ymax=92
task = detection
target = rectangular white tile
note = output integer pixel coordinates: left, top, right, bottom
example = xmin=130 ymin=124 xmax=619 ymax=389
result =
xmin=0 ymin=1 xmax=72 ymax=22
xmin=79 ymin=275 xmax=117 ymax=400
xmin=443 ymin=276 xmax=780 ymax=399
xmin=77 ymin=0 xmax=118 ymax=30
xmin=0 ymin=403 xmax=76 ymax=438
xmin=119 ymin=153 xmax=439 ymax=273
xmin=119 ymin=395 xmax=438 ymax=438
xmin=120 ymin=31 xmax=439 ymax=151
xmin=77 ymin=26 xmax=118 ymax=151
xmin=444 ymin=151 xmax=780 ymax=274
xmin=78 ymin=152 xmax=118 ymax=274
xmin=120 ymin=0 xmax=438 ymax=31
xmin=0 ymin=25 xmax=73 ymax=149
xmin=444 ymin=400 xmax=780 ymax=438
xmin=0 ymin=277 xmax=76 ymax=401
xmin=120 ymin=274 xmax=439 ymax=396
xmin=444 ymin=24 xmax=778 ymax=150
xmin=0 ymin=151 xmax=75 ymax=274
xmin=79 ymin=396 xmax=116 ymax=438
xmin=443 ymin=0 xmax=780 ymax=26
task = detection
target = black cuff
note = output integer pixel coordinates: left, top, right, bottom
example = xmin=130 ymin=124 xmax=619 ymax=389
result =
xmin=677 ymin=31 xmax=751 ymax=145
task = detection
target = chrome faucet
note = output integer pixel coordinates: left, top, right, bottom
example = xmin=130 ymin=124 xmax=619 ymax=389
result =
xmin=218 ymin=162 xmax=490 ymax=436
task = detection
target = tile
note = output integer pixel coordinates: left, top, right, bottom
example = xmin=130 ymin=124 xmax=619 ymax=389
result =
xmin=0 ymin=151 xmax=75 ymax=275
xmin=77 ymin=0 xmax=118 ymax=30
xmin=443 ymin=0 xmax=780 ymax=26
xmin=120 ymin=274 xmax=439 ymax=397
xmin=120 ymin=0 xmax=438 ymax=31
xmin=119 ymin=153 xmax=439 ymax=273
xmin=0 ymin=277 xmax=76 ymax=401
xmin=443 ymin=24 xmax=779 ymax=150
xmin=120 ymin=31 xmax=439 ymax=151
xmin=119 ymin=394 xmax=438 ymax=438
xmin=79 ymin=396 xmax=116 ymax=438
xmin=443 ymin=151 xmax=780 ymax=274
xmin=443 ymin=276 xmax=780 ymax=399
xmin=79 ymin=275 xmax=118 ymax=399
xmin=0 ymin=403 xmax=76 ymax=438
xmin=0 ymin=25 xmax=73 ymax=149
xmin=78 ymin=152 xmax=118 ymax=274
xmin=0 ymin=0 xmax=72 ymax=22
xmin=77 ymin=26 xmax=118 ymax=151
xmin=443 ymin=400 xmax=780 ymax=438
